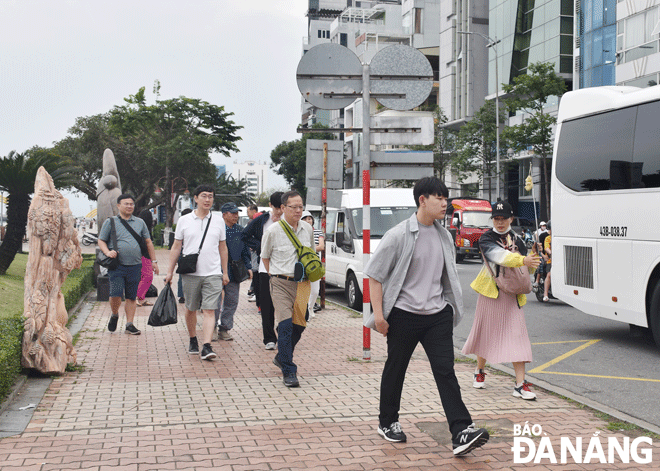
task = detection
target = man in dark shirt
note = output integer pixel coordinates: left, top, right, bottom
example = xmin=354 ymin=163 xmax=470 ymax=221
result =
xmin=215 ymin=202 xmax=253 ymax=341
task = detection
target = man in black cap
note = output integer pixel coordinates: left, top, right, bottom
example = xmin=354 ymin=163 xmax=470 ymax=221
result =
xmin=215 ymin=202 xmax=253 ymax=341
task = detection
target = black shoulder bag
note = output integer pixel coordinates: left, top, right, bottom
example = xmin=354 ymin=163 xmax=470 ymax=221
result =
xmin=118 ymin=217 xmax=150 ymax=259
xmin=229 ymin=249 xmax=250 ymax=282
xmin=97 ymin=218 xmax=120 ymax=270
xmin=177 ymin=212 xmax=212 ymax=274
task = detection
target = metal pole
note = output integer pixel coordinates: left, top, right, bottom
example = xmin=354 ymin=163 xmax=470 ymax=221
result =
xmin=494 ymin=43 xmax=500 ymax=201
xmin=321 ymin=142 xmax=328 ymax=309
xmin=362 ymin=63 xmax=371 ymax=361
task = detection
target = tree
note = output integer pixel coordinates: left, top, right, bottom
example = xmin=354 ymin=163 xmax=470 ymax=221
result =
xmin=213 ymin=173 xmax=254 ymax=209
xmin=502 ymin=62 xmax=567 ymax=219
xmin=454 ymin=100 xmax=506 ymax=202
xmin=52 ymin=114 xmax=114 ymax=200
xmin=270 ymin=124 xmax=335 ymax=192
xmin=54 ymin=82 xmax=243 ymax=225
xmin=0 ymin=149 xmax=78 ymax=275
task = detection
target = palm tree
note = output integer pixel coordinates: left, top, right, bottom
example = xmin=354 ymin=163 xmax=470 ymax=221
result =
xmin=213 ymin=173 xmax=254 ymax=209
xmin=0 ymin=149 xmax=79 ymax=275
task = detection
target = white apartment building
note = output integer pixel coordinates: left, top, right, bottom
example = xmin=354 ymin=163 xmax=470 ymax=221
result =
xmin=615 ymin=1 xmax=660 ymax=87
xmin=232 ymin=160 xmax=269 ymax=196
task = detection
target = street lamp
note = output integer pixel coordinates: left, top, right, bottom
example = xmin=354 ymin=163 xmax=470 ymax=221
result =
xmin=458 ymin=30 xmax=502 ymax=201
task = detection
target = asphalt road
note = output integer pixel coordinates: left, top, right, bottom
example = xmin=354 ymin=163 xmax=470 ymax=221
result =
xmin=324 ymin=257 xmax=660 ymax=430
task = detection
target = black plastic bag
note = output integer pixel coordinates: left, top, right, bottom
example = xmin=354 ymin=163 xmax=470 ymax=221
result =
xmin=148 ymin=283 xmax=177 ymax=327
xmin=146 ymin=284 xmax=158 ymax=298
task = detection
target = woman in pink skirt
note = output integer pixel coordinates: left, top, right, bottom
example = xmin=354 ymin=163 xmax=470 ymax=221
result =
xmin=136 ymin=209 xmax=155 ymax=307
xmin=462 ymin=201 xmax=540 ymax=400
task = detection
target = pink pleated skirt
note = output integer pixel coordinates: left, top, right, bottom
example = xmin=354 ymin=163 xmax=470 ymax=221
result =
xmin=461 ymin=291 xmax=533 ymax=364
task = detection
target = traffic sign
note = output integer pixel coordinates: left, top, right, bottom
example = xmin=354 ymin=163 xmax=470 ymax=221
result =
xmin=370 ymin=151 xmax=433 ymax=180
xmin=296 ymin=43 xmax=362 ymax=110
xmin=305 ymin=140 xmax=344 ymax=189
xmin=369 ymin=112 xmax=434 ymax=145
xmin=369 ymin=45 xmax=434 ymax=111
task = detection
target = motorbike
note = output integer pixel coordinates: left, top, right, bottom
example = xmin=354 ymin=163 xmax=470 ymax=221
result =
xmin=81 ymin=232 xmax=98 ymax=246
xmin=534 ymin=263 xmax=556 ymax=302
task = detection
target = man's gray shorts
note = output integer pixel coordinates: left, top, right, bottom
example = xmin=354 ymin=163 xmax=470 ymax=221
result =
xmin=182 ymin=274 xmax=223 ymax=311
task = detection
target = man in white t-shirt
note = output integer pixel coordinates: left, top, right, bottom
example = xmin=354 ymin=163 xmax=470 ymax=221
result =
xmin=165 ymin=184 xmax=229 ymax=361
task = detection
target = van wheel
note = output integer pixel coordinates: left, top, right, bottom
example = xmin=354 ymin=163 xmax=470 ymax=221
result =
xmin=648 ymin=282 xmax=660 ymax=348
xmin=346 ymin=273 xmax=363 ymax=310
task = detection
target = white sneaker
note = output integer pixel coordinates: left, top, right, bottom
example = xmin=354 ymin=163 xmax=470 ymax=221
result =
xmin=473 ymin=369 xmax=486 ymax=389
xmin=248 ymin=294 xmax=257 ymax=302
xmin=543 ymin=296 xmax=549 ymax=302
xmin=513 ymin=381 xmax=537 ymax=400
xmin=265 ymin=342 xmax=276 ymax=350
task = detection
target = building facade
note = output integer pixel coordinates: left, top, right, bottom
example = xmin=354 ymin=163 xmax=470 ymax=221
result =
xmin=232 ymin=160 xmax=269 ymax=196
xmin=615 ymin=1 xmax=660 ymax=88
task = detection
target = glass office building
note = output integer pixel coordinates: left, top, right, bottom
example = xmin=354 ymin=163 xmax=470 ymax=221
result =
xmin=488 ymin=0 xmax=574 ymax=95
xmin=578 ymin=0 xmax=616 ymax=88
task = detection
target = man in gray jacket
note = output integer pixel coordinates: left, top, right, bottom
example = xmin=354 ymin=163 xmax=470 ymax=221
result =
xmin=365 ymin=176 xmax=489 ymax=456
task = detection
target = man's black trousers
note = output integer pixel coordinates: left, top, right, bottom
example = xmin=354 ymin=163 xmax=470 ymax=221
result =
xmin=379 ymin=305 xmax=472 ymax=439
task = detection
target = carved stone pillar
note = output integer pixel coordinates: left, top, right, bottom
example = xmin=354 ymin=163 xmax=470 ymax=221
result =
xmin=22 ymin=167 xmax=82 ymax=374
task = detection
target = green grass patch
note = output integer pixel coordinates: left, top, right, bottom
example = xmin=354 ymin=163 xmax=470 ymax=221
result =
xmin=0 ymin=253 xmax=27 ymax=320
xmin=0 ymin=252 xmax=95 ymax=404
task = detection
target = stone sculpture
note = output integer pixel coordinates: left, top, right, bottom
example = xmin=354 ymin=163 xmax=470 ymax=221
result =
xmin=22 ymin=167 xmax=82 ymax=374
xmin=96 ymin=148 xmax=122 ymax=231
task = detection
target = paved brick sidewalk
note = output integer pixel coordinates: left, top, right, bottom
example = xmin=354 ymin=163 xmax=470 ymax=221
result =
xmin=0 ymin=249 xmax=657 ymax=470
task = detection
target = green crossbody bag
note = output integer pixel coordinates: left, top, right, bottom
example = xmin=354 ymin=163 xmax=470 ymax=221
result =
xmin=279 ymin=220 xmax=325 ymax=282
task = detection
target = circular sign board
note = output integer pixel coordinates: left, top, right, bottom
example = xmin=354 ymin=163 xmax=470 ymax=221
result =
xmin=296 ymin=43 xmax=363 ymax=110
xmin=369 ymin=45 xmax=433 ymax=111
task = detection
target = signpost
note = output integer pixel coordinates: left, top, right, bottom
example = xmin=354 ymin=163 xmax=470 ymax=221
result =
xmin=296 ymin=43 xmax=434 ymax=360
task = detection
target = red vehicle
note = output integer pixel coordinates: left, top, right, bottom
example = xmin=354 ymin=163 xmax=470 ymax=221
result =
xmin=444 ymin=198 xmax=492 ymax=263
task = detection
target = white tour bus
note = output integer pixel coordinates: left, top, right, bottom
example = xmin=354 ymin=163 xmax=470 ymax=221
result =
xmin=551 ymin=85 xmax=660 ymax=347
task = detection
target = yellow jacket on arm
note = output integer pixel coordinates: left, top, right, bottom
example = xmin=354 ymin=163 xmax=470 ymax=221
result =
xmin=470 ymin=229 xmax=529 ymax=306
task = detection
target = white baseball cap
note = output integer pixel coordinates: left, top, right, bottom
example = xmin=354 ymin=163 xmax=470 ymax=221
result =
xmin=540 ymin=221 xmax=547 ymax=226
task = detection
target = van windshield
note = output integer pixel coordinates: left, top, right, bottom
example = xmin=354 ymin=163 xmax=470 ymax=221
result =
xmin=351 ymin=207 xmax=417 ymax=238
xmin=462 ymin=211 xmax=492 ymax=228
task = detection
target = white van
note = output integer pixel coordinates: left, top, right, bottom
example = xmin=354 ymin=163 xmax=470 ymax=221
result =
xmin=323 ymin=188 xmax=417 ymax=309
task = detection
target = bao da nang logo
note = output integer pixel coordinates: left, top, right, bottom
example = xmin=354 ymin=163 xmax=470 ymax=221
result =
xmin=512 ymin=422 xmax=653 ymax=464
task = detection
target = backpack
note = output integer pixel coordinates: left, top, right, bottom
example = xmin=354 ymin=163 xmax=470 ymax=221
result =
xmin=279 ymin=220 xmax=325 ymax=282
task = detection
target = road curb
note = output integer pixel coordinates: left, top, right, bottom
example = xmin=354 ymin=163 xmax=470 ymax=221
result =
xmin=456 ymin=349 xmax=660 ymax=436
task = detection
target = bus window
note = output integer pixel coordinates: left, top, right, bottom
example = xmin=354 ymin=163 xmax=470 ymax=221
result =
xmin=633 ymin=101 xmax=660 ymax=188
xmin=555 ymin=106 xmax=636 ymax=192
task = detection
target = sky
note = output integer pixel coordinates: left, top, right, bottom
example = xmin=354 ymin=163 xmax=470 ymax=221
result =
xmin=0 ymin=0 xmax=309 ymax=216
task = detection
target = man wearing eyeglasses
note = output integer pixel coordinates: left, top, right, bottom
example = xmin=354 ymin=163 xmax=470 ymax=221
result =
xmin=261 ymin=190 xmax=314 ymax=387
xmin=165 ymin=184 xmax=229 ymax=361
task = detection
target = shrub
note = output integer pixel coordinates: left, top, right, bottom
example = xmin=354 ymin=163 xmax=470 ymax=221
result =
xmin=0 ymin=313 xmax=24 ymax=401
xmin=61 ymin=254 xmax=95 ymax=312
xmin=152 ymin=223 xmax=165 ymax=246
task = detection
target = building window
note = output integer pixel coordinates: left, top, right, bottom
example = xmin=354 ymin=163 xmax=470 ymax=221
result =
xmin=621 ymin=7 xmax=659 ymax=63
xmin=414 ymin=8 xmax=423 ymax=34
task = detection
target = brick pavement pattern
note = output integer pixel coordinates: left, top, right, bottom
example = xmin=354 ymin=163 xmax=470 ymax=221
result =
xmin=0 ymin=249 xmax=658 ymax=470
